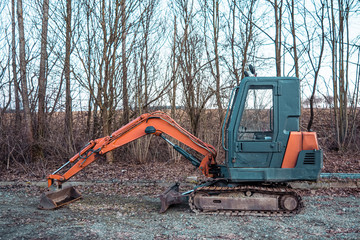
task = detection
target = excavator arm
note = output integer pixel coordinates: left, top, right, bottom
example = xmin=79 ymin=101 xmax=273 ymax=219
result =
xmin=46 ymin=111 xmax=217 ymax=188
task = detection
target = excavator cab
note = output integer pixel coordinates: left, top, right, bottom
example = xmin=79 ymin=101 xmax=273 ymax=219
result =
xmin=222 ymin=77 xmax=322 ymax=182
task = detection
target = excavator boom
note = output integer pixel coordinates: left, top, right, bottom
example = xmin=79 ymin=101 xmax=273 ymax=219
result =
xmin=39 ymin=111 xmax=217 ymax=210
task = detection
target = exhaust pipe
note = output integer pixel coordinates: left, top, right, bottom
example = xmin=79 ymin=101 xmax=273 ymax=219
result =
xmin=38 ymin=186 xmax=82 ymax=210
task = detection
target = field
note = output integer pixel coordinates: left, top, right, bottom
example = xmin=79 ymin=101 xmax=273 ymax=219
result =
xmin=1 ymin=108 xmax=359 ymax=180
xmin=0 ymin=108 xmax=359 ymax=239
xmin=0 ymin=177 xmax=359 ymax=239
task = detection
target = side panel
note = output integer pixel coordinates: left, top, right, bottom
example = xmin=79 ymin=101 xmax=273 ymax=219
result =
xmin=282 ymin=132 xmax=320 ymax=168
xmin=227 ymin=149 xmax=323 ymax=182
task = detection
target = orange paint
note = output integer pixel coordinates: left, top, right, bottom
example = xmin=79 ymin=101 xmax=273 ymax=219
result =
xmin=281 ymin=132 xmax=319 ymax=168
xmin=47 ymin=111 xmax=217 ymax=187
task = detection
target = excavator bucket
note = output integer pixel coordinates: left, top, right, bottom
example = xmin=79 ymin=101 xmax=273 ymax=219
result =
xmin=38 ymin=186 xmax=82 ymax=210
xmin=159 ymin=183 xmax=187 ymax=213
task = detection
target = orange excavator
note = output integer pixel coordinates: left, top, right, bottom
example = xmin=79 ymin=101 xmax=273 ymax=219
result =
xmin=39 ymin=111 xmax=218 ymax=211
xmin=39 ymin=77 xmax=322 ymax=216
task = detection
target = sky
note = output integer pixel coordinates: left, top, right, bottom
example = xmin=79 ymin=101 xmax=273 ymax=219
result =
xmin=0 ymin=0 xmax=359 ymax=111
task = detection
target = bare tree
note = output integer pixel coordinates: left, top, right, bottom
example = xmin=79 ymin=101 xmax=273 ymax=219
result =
xmin=73 ymin=0 xmax=99 ymax=139
xmin=238 ymin=1 xmax=256 ymax=80
xmin=337 ymin=0 xmax=347 ymax=148
xmin=135 ymin=0 xmax=162 ymax=114
xmin=75 ymin=0 xmax=123 ymax=163
xmin=38 ymin=0 xmax=50 ymax=145
xmin=175 ymin=0 xmax=213 ymax=135
xmin=0 ymin=46 xmax=10 ymax=118
xmin=226 ymin=0 xmax=256 ymax=84
xmin=11 ymin=0 xmax=21 ymax=127
xmin=268 ymin=0 xmax=283 ymax=76
xmin=304 ymin=0 xmax=326 ymax=131
xmin=168 ymin=2 xmax=187 ymax=118
xmin=348 ymin=47 xmax=359 ymax=149
xmin=287 ymin=0 xmax=299 ymax=78
xmin=228 ymin=0 xmax=240 ymax=84
xmin=64 ymin=0 xmax=74 ymax=154
xmin=84 ymin=0 xmax=96 ymax=139
xmin=121 ymin=0 xmax=130 ymax=124
xmin=170 ymin=15 xmax=178 ymax=117
xmin=74 ymin=0 xmax=140 ymax=163
xmin=202 ymin=0 xmax=223 ymax=125
xmin=17 ymin=0 xmax=34 ymax=151
xmin=326 ymin=0 xmax=358 ymax=150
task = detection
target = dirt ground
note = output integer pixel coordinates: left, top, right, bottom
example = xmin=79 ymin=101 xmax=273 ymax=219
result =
xmin=1 ymin=108 xmax=359 ymax=239
xmin=0 ymin=182 xmax=359 ymax=240
xmin=1 ymin=154 xmax=359 ymax=239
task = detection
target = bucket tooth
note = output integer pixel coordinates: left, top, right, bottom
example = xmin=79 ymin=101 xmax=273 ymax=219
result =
xmin=159 ymin=183 xmax=187 ymax=213
xmin=38 ymin=186 xmax=82 ymax=210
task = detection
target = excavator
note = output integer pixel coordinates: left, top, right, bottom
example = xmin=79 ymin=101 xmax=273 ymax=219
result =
xmin=38 ymin=76 xmax=322 ymax=216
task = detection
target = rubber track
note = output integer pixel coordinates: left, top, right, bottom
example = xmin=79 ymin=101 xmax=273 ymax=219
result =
xmin=188 ymin=184 xmax=303 ymax=217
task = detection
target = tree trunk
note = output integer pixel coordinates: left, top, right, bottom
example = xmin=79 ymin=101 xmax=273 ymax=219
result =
xmin=64 ymin=0 xmax=74 ymax=154
xmin=38 ymin=0 xmax=49 ymax=143
xmin=17 ymin=0 xmax=34 ymax=150
xmin=11 ymin=0 xmax=21 ymax=127
xmin=121 ymin=0 xmax=129 ymax=124
xmin=86 ymin=6 xmax=93 ymax=139
xmin=240 ymin=0 xmax=255 ymax=80
xmin=330 ymin=0 xmax=340 ymax=149
xmin=212 ymin=0 xmax=223 ymax=125
xmin=338 ymin=0 xmax=347 ymax=147
xmin=274 ymin=0 xmax=282 ymax=77
xmin=171 ymin=15 xmax=177 ymax=118
xmin=307 ymin=2 xmax=325 ymax=131
xmin=290 ymin=0 xmax=299 ymax=78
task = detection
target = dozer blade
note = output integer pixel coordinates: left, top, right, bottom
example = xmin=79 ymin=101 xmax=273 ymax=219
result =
xmin=38 ymin=186 xmax=82 ymax=210
xmin=159 ymin=183 xmax=187 ymax=213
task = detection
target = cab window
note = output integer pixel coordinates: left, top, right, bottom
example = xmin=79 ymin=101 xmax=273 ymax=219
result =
xmin=237 ymin=86 xmax=273 ymax=141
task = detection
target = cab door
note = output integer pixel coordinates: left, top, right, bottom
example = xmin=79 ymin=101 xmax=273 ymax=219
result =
xmin=233 ymin=83 xmax=280 ymax=168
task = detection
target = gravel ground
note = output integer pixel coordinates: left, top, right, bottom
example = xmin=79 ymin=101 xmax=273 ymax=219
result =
xmin=0 ymin=184 xmax=359 ymax=240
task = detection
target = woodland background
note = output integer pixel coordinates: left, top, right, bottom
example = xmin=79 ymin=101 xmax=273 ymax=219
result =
xmin=0 ymin=0 xmax=359 ymax=176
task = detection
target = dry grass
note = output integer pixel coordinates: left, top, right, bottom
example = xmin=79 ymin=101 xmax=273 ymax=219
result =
xmin=0 ymin=108 xmax=359 ymax=181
